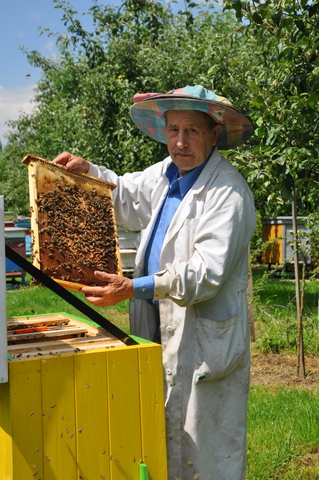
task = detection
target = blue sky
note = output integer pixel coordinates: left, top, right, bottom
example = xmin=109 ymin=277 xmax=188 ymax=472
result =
xmin=0 ymin=0 xmax=189 ymax=146
xmin=0 ymin=0 xmax=100 ymax=145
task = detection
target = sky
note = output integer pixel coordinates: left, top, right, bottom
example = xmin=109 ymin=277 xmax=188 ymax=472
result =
xmin=0 ymin=0 xmax=188 ymax=147
xmin=0 ymin=0 xmax=99 ymax=145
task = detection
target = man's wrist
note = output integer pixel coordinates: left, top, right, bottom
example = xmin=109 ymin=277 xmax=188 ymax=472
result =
xmin=132 ymin=275 xmax=155 ymax=299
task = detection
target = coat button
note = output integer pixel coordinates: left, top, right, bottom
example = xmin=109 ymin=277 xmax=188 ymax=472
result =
xmin=166 ymin=368 xmax=172 ymax=375
xmin=166 ymin=326 xmax=174 ymax=332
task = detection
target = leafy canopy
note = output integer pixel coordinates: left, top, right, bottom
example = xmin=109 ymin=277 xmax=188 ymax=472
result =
xmin=0 ymin=0 xmax=262 ymax=214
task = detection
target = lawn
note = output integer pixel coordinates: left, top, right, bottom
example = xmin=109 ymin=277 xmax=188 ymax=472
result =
xmin=247 ymin=385 xmax=319 ymax=480
xmin=252 ymin=266 xmax=319 ymax=355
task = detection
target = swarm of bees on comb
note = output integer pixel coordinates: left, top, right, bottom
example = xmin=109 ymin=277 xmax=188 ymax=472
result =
xmin=23 ymin=154 xmax=122 ymax=290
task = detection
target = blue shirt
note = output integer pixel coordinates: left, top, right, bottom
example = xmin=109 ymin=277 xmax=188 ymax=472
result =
xmin=132 ymin=157 xmax=209 ymax=300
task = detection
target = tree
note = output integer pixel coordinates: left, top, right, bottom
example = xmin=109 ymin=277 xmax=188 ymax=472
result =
xmin=222 ymin=0 xmax=319 ymax=375
xmin=0 ymin=0 xmax=263 ymax=214
xmin=222 ymin=0 xmax=319 ymax=217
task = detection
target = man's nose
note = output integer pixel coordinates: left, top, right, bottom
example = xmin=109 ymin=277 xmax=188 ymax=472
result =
xmin=176 ymin=131 xmax=188 ymax=147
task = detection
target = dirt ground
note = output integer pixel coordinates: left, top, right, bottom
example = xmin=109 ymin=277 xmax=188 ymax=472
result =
xmin=251 ymin=349 xmax=319 ymax=389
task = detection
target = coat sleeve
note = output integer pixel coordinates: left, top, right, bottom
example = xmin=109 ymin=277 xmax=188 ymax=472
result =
xmin=153 ymin=178 xmax=256 ymax=310
xmin=87 ymin=160 xmax=167 ymax=230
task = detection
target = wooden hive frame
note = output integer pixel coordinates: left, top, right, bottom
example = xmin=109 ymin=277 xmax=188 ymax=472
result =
xmin=23 ymin=154 xmax=122 ymax=290
xmin=6 ymin=313 xmax=123 ymax=355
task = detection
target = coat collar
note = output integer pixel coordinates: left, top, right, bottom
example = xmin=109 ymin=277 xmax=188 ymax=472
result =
xmin=135 ymin=148 xmax=223 ymax=270
xmin=161 ymin=148 xmax=222 ymax=247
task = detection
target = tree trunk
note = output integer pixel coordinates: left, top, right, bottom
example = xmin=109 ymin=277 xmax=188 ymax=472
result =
xmin=292 ymin=188 xmax=305 ymax=376
xmin=248 ymin=244 xmax=255 ymax=341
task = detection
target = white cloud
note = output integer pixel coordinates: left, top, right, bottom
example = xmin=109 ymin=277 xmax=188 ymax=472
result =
xmin=43 ymin=40 xmax=56 ymax=53
xmin=0 ymin=84 xmax=37 ymax=145
xmin=28 ymin=11 xmax=43 ymax=21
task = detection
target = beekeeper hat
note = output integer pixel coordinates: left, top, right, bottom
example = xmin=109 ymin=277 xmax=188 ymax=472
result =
xmin=130 ymin=85 xmax=253 ymax=150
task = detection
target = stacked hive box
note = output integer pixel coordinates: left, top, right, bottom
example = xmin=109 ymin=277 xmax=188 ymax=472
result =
xmin=0 ymin=313 xmax=167 ymax=480
xmin=262 ymin=216 xmax=310 ymax=265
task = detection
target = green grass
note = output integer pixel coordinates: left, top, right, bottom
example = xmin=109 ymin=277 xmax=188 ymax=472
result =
xmin=252 ymin=266 xmax=319 ymax=354
xmin=247 ymin=387 xmax=319 ymax=480
xmin=254 ymin=267 xmax=319 ymax=317
xmin=6 ymin=283 xmax=130 ymax=333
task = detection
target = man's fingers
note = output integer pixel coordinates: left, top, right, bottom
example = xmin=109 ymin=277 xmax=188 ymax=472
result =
xmin=52 ymin=152 xmax=90 ymax=173
xmin=52 ymin=151 xmax=73 ymax=165
xmin=81 ymin=285 xmax=105 ymax=296
xmin=94 ymin=270 xmax=111 ymax=280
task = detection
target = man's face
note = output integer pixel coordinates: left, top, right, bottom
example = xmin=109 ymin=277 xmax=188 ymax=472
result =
xmin=165 ymin=110 xmax=222 ymax=176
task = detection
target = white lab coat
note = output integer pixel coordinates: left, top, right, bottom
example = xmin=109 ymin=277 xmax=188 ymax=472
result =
xmin=88 ymin=148 xmax=256 ymax=480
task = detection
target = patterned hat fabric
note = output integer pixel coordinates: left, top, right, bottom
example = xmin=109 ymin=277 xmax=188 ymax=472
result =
xmin=130 ymin=85 xmax=253 ymax=150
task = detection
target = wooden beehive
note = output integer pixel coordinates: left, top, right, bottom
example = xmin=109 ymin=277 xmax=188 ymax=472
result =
xmin=262 ymin=216 xmax=310 ymax=265
xmin=0 ymin=313 xmax=168 ymax=480
xmin=22 ymin=154 xmax=122 ymax=291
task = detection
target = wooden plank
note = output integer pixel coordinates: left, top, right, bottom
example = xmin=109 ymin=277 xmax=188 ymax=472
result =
xmin=107 ymin=347 xmax=142 ymax=479
xmin=7 ymin=327 xmax=88 ymax=342
xmin=138 ymin=344 xmax=168 ymax=480
xmin=41 ymin=355 xmax=77 ymax=479
xmin=6 ymin=271 xmax=26 ymax=277
xmin=53 ymin=278 xmax=86 ymax=291
xmin=8 ymin=345 xmax=119 ymax=359
xmin=8 ymin=335 xmax=120 ymax=350
xmin=7 ymin=318 xmax=70 ymax=329
xmin=9 ymin=359 xmax=44 ymax=479
xmin=8 ymin=338 xmax=120 ymax=358
xmin=74 ymin=351 xmax=110 ymax=479
xmin=7 ymin=313 xmax=116 ymax=339
xmin=27 ymin=161 xmax=41 ymax=270
xmin=7 ymin=313 xmax=71 ymax=323
xmin=261 ymin=223 xmax=283 ymax=264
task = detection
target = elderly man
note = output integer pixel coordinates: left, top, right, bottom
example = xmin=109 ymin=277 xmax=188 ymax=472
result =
xmin=54 ymin=85 xmax=256 ymax=480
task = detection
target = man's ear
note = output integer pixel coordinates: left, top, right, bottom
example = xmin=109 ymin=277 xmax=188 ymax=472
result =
xmin=212 ymin=124 xmax=223 ymax=146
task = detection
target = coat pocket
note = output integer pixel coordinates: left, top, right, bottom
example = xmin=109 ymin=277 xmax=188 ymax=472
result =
xmin=194 ymin=311 xmax=248 ymax=384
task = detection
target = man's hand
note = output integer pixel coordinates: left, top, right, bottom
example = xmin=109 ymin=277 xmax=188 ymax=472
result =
xmin=53 ymin=151 xmax=90 ymax=173
xmin=81 ymin=271 xmax=134 ymax=307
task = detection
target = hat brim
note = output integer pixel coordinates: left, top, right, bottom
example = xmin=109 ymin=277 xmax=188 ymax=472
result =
xmin=130 ymin=94 xmax=253 ymax=150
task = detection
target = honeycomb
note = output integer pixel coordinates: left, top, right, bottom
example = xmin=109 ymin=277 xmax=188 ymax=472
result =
xmin=23 ymin=154 xmax=121 ymax=290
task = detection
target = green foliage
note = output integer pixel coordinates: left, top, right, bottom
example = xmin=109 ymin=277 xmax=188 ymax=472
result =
xmin=2 ymin=0 xmax=319 ymax=233
xmin=304 ymin=213 xmax=319 ymax=272
xmin=0 ymin=0 xmax=263 ymax=213
xmin=223 ymin=0 xmax=319 ymax=218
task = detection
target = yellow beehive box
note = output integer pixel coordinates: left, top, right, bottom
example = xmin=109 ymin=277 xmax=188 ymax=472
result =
xmin=262 ymin=216 xmax=310 ymax=265
xmin=0 ymin=313 xmax=167 ymax=480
